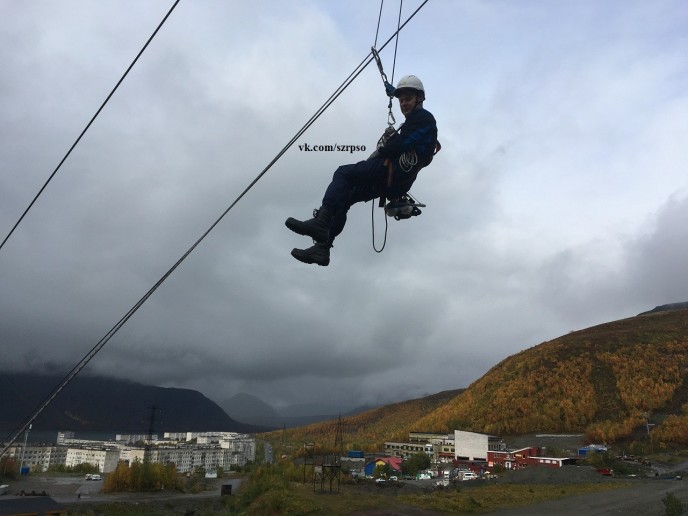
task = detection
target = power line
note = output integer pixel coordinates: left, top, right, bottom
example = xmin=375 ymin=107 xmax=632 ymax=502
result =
xmin=0 ymin=0 xmax=430 ymax=457
xmin=0 ymin=0 xmax=182 ymax=254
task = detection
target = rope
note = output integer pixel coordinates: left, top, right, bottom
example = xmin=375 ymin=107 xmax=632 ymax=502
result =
xmin=372 ymin=0 xmax=404 ymax=252
xmin=0 ymin=0 xmax=432 ymax=457
xmin=0 ymin=0 xmax=182 ymax=254
xmin=372 ymin=198 xmax=389 ymax=253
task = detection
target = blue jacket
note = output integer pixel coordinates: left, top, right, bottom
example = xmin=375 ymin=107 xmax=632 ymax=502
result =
xmin=377 ymin=107 xmax=438 ymax=190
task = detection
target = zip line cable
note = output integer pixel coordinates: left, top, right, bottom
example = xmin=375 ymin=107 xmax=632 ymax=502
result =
xmin=0 ymin=0 xmax=182 ymax=254
xmin=373 ymin=0 xmax=384 ymax=47
xmin=0 ymin=0 xmax=430 ymax=456
xmin=391 ymin=0 xmax=403 ymax=85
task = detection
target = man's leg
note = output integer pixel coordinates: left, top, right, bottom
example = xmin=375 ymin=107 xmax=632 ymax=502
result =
xmin=287 ymin=159 xmax=385 ymax=266
xmin=289 ymin=210 xmax=345 ymax=266
xmin=321 ymin=159 xmax=386 ymax=214
xmin=290 ymin=241 xmax=332 ymax=266
xmin=284 ymin=206 xmax=332 ymax=243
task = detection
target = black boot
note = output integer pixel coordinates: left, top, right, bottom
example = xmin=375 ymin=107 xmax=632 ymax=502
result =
xmin=291 ymin=242 xmax=331 ymax=266
xmin=285 ymin=207 xmax=332 ymax=243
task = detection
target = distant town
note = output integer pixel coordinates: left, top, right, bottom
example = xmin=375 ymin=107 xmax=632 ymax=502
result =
xmin=3 ymin=426 xmax=609 ymax=483
xmin=3 ymin=430 xmax=256 ymax=475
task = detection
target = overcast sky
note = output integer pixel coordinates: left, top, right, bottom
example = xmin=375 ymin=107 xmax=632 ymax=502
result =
xmin=1 ymin=0 xmax=687 ymax=417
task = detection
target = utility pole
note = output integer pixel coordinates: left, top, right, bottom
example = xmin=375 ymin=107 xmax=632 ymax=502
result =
xmin=19 ymin=424 xmax=32 ymax=474
xmin=303 ymin=442 xmax=314 ymax=484
xmin=643 ymin=412 xmax=654 ymax=435
xmin=144 ymin=406 xmax=158 ymax=464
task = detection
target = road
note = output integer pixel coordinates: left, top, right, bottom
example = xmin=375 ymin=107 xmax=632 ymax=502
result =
xmin=488 ymin=478 xmax=686 ymax=515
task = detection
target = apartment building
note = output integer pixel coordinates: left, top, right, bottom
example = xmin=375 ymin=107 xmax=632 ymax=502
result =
xmin=5 ymin=445 xmax=67 ymax=473
xmin=3 ymin=431 xmax=256 ymax=474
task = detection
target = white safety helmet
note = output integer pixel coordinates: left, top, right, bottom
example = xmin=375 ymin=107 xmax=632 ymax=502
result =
xmin=394 ymin=75 xmax=425 ymax=100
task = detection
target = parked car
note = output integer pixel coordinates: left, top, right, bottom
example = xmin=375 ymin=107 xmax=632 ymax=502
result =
xmin=461 ymin=472 xmax=479 ymax=481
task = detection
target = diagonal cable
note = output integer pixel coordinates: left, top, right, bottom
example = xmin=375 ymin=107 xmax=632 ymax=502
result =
xmin=0 ymin=0 xmax=182 ymax=253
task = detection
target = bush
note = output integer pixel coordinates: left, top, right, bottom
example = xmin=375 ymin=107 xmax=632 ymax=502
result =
xmin=663 ymin=492 xmax=684 ymax=516
xmin=103 ymin=459 xmax=183 ymax=493
xmin=402 ymin=453 xmax=431 ymax=477
xmin=0 ymin=457 xmax=18 ymax=479
xmin=48 ymin=463 xmax=99 ymax=474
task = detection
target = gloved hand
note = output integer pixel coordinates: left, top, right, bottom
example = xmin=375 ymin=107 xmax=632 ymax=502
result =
xmin=384 ymin=81 xmax=396 ymax=97
xmin=382 ymin=126 xmax=396 ymax=138
xmin=377 ymin=126 xmax=396 ymax=148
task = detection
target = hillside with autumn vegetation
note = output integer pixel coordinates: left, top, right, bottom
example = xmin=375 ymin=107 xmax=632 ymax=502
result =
xmin=263 ymin=389 xmax=463 ymax=454
xmin=416 ymin=307 xmax=688 ymax=445
xmin=264 ymin=306 xmax=688 ymax=452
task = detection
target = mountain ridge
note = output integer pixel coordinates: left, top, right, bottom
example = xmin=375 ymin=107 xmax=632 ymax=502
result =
xmin=218 ymin=392 xmax=377 ymax=429
xmin=0 ymin=373 xmax=267 ymax=437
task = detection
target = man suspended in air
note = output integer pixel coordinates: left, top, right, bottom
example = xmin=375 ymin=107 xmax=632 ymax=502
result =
xmin=286 ymin=75 xmax=439 ymax=266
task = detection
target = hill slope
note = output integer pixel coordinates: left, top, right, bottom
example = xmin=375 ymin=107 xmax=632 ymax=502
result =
xmin=262 ymin=389 xmax=463 ymax=452
xmin=417 ymin=308 xmax=688 ymax=444
xmin=264 ymin=308 xmax=688 ymax=449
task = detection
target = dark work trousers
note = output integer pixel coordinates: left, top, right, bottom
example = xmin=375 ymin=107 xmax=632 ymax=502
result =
xmin=321 ymin=158 xmax=390 ymax=243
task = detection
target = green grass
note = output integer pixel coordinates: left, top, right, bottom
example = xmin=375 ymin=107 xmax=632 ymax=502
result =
xmin=399 ymin=483 xmax=628 ymax=513
xmin=65 ymin=480 xmax=630 ymax=515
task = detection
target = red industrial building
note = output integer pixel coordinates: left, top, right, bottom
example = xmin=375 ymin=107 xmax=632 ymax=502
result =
xmin=488 ymin=446 xmax=574 ymax=470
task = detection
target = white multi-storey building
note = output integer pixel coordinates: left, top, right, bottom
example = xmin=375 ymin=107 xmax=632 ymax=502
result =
xmin=56 ymin=431 xmax=75 ymax=445
xmin=150 ymin=434 xmax=256 ymax=473
xmin=119 ymin=447 xmax=146 ymax=465
xmin=65 ymin=448 xmax=121 ymax=473
xmin=4 ymin=445 xmax=67 ymax=473
xmin=4 ymin=444 xmax=121 ymax=473
xmin=454 ymin=430 xmax=505 ymax=461
xmin=115 ymin=434 xmax=159 ymax=444
xmin=385 ymin=433 xmax=453 ymax=462
xmin=151 ymin=445 xmax=253 ymax=474
xmin=3 ymin=431 xmax=256 ymax=474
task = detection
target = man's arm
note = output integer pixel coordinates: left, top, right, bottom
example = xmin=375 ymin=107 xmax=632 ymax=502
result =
xmin=377 ymin=110 xmax=437 ymax=161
